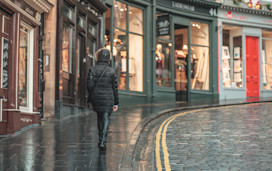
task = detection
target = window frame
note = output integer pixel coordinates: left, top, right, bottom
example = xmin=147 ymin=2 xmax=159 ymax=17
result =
xmin=18 ymin=21 xmax=34 ymax=112
xmin=112 ymin=0 xmax=145 ymax=93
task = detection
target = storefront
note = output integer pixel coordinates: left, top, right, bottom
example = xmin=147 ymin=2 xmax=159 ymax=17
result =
xmin=104 ymin=0 xmax=219 ymax=104
xmin=42 ymin=0 xmax=107 ymax=119
xmin=218 ymin=6 xmax=272 ymax=100
xmin=0 ymin=0 xmax=52 ymax=134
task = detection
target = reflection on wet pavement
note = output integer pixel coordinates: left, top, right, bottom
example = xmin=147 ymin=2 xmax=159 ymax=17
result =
xmin=0 ymin=97 xmax=271 ymax=170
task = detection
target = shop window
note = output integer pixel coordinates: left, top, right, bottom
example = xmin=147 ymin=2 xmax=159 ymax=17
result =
xmin=63 ymin=3 xmax=74 ymax=20
xmin=88 ymin=22 xmax=96 ymax=36
xmin=105 ymin=8 xmax=111 ymax=49
xmin=113 ymin=1 xmax=127 ymax=31
xmin=222 ymin=24 xmax=243 ymax=88
xmin=111 ymin=1 xmax=144 ymax=92
xmin=18 ymin=23 xmax=34 ymax=109
xmin=129 ymin=33 xmax=143 ymax=91
xmin=191 ymin=22 xmax=210 ymax=90
xmin=156 ymin=12 xmax=172 ymax=87
xmin=88 ymin=39 xmax=95 ymax=67
xmin=129 ymin=6 xmax=143 ymax=35
xmin=62 ymin=25 xmax=73 ymax=73
xmin=78 ymin=14 xmax=85 ymax=28
xmin=113 ymin=29 xmax=127 ymax=90
xmin=156 ymin=40 xmax=172 ymax=87
xmin=262 ymin=29 xmax=272 ymax=90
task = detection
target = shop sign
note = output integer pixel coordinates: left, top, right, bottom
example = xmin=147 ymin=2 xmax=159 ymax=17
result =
xmin=221 ymin=11 xmax=272 ymax=25
xmin=157 ymin=15 xmax=170 ymax=36
xmin=10 ymin=0 xmax=41 ymax=21
xmin=157 ymin=0 xmax=218 ymax=16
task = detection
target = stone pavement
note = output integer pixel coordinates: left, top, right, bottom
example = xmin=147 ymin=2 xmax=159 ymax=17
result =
xmin=0 ymin=97 xmax=271 ymax=171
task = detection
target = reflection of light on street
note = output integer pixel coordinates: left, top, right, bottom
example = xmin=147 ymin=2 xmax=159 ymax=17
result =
xmin=24 ymin=132 xmax=35 ymax=170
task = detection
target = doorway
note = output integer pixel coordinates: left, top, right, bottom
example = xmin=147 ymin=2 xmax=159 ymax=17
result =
xmin=246 ymin=36 xmax=259 ymax=97
xmin=174 ymin=24 xmax=189 ymax=101
xmin=76 ymin=34 xmax=86 ymax=106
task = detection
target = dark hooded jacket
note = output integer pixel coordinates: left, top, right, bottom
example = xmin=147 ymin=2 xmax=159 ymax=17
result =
xmin=87 ymin=49 xmax=119 ymax=113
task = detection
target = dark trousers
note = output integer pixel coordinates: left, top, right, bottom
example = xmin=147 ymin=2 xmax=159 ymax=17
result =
xmin=97 ymin=112 xmax=111 ymax=145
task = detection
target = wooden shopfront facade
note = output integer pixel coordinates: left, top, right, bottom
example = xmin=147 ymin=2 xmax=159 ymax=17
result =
xmin=42 ymin=0 xmax=107 ymax=119
xmin=0 ymin=0 xmax=52 ymax=134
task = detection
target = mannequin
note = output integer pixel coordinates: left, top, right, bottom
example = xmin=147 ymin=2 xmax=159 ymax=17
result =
xmin=156 ymin=44 xmax=165 ymax=85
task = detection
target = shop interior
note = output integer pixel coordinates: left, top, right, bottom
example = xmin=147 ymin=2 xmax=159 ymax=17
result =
xmin=262 ymin=29 xmax=272 ymax=90
xmin=222 ymin=25 xmax=243 ymax=89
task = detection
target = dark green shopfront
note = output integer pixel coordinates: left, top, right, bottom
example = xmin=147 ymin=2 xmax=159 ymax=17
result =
xmin=103 ymin=0 xmax=220 ymax=104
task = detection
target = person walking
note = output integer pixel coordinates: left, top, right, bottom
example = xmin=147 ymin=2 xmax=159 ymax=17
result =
xmin=87 ymin=48 xmax=119 ymax=151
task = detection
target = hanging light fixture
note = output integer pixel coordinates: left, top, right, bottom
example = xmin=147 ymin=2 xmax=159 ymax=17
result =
xmin=255 ymin=1 xmax=261 ymax=9
xmin=248 ymin=0 xmax=253 ymax=8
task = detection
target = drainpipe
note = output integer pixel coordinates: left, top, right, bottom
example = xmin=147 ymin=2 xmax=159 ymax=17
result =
xmin=152 ymin=0 xmax=156 ymax=101
xmin=38 ymin=13 xmax=45 ymax=119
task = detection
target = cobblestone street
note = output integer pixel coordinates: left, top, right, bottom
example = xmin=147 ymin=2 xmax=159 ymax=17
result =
xmin=155 ymin=103 xmax=272 ymax=171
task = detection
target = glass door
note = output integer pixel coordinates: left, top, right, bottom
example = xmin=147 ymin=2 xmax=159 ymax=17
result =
xmin=75 ymin=34 xmax=86 ymax=106
xmin=174 ymin=24 xmax=189 ymax=101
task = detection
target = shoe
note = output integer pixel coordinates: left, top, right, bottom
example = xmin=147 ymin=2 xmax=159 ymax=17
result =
xmin=99 ymin=142 xmax=106 ymax=151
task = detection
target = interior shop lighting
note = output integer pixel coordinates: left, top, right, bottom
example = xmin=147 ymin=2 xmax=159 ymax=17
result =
xmin=255 ymin=1 xmax=261 ymax=9
xmin=248 ymin=0 xmax=253 ymax=8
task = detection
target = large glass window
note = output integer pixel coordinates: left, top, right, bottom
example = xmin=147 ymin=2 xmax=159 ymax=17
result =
xmin=19 ymin=24 xmax=33 ymax=108
xmin=156 ymin=13 xmax=172 ymax=87
xmin=62 ymin=25 xmax=73 ymax=73
xmin=110 ymin=0 xmax=144 ymax=92
xmin=262 ymin=29 xmax=272 ymax=90
xmin=191 ymin=22 xmax=210 ymax=90
xmin=62 ymin=3 xmax=74 ymax=20
xmin=88 ymin=39 xmax=95 ymax=67
xmin=222 ymin=24 xmax=243 ymax=88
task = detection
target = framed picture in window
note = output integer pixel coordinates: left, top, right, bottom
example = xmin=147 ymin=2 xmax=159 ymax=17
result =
xmin=223 ymin=68 xmax=230 ymax=81
xmin=234 ymin=47 xmax=240 ymax=59
xmin=223 ymin=59 xmax=230 ymax=69
xmin=222 ymin=46 xmax=230 ymax=59
xmin=234 ymin=73 xmax=241 ymax=82
xmin=234 ymin=60 xmax=241 ymax=72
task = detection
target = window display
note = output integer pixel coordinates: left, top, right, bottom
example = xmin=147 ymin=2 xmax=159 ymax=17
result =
xmin=191 ymin=22 xmax=209 ymax=90
xmin=262 ymin=29 xmax=272 ymax=90
xmin=19 ymin=26 xmax=29 ymax=107
xmin=156 ymin=12 xmax=172 ymax=87
xmin=156 ymin=41 xmax=172 ymax=87
xmin=222 ymin=25 xmax=243 ymax=88
xmin=108 ymin=0 xmax=144 ymax=92
xmin=62 ymin=25 xmax=73 ymax=73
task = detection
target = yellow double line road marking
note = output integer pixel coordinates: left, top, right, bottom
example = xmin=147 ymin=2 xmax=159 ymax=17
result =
xmin=155 ymin=107 xmax=222 ymax=171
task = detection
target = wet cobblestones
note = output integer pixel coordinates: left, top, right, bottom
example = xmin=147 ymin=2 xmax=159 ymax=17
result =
xmin=164 ymin=103 xmax=272 ymax=171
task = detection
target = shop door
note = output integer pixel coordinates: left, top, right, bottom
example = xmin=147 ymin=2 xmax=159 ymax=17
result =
xmin=75 ymin=35 xmax=86 ymax=106
xmin=246 ymin=36 xmax=259 ymax=97
xmin=0 ymin=12 xmax=11 ymax=134
xmin=174 ymin=24 xmax=189 ymax=101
